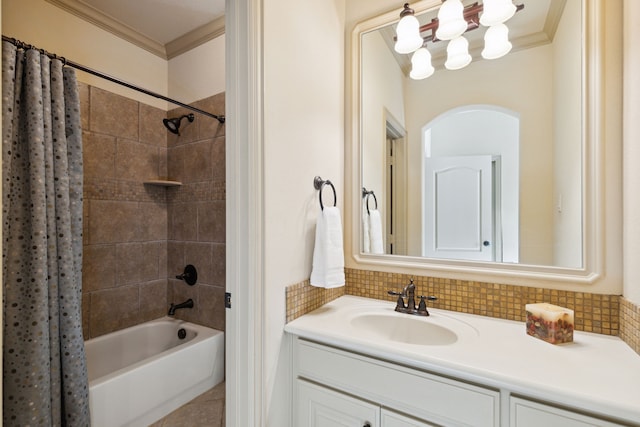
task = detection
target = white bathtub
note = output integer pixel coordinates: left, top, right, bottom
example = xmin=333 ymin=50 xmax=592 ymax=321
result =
xmin=85 ymin=317 xmax=224 ymax=427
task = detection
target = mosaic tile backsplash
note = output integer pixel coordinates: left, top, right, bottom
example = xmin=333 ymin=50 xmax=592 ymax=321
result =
xmin=286 ymin=269 xmax=639 ymax=354
xmin=620 ymin=297 xmax=640 ymax=354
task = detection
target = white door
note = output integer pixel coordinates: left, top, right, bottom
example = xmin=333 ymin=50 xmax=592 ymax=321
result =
xmin=424 ymin=155 xmax=495 ymax=261
xmin=297 ymin=380 xmax=380 ymax=427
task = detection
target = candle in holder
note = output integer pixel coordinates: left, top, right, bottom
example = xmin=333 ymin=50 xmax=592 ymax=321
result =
xmin=526 ymin=303 xmax=574 ymax=344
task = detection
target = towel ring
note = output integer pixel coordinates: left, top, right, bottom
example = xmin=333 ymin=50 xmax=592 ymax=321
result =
xmin=314 ymin=176 xmax=337 ymax=211
xmin=362 ymin=187 xmax=378 ymax=215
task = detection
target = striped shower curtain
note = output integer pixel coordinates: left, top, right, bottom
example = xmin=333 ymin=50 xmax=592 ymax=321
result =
xmin=2 ymin=41 xmax=90 ymax=425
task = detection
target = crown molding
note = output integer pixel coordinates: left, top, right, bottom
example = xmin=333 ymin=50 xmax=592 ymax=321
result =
xmin=165 ymin=15 xmax=225 ymax=59
xmin=44 ymin=0 xmax=225 ymax=60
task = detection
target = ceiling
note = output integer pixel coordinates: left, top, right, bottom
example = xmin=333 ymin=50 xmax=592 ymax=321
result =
xmin=44 ymin=0 xmax=226 ymax=60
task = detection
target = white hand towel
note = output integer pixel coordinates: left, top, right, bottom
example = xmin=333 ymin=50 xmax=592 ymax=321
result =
xmin=368 ymin=209 xmax=384 ymax=254
xmin=310 ymin=206 xmax=345 ymax=288
xmin=362 ymin=201 xmax=371 ymax=253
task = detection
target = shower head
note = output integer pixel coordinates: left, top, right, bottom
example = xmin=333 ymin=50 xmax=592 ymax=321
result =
xmin=163 ymin=113 xmax=194 ymax=136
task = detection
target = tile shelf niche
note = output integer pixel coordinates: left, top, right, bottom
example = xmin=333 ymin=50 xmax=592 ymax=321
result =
xmin=143 ymin=179 xmax=183 ymax=187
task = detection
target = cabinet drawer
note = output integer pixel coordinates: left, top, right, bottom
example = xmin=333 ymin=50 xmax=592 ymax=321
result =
xmin=297 ymin=379 xmax=379 ymax=427
xmin=295 ymin=339 xmax=499 ymax=427
xmin=510 ymin=397 xmax=626 ymax=427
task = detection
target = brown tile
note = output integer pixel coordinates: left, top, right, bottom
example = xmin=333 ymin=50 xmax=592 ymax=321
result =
xmin=198 ymin=201 xmax=225 ymax=243
xmin=184 ymin=243 xmax=213 ymax=285
xmin=90 ymin=87 xmax=139 ymax=139
xmin=140 ymin=103 xmax=168 ymax=147
xmin=167 ymin=241 xmax=186 ymax=279
xmin=116 ymin=138 xmax=161 ymax=182
xmin=116 ymin=242 xmax=160 ymax=285
xmin=140 ymin=279 xmax=168 ymax=321
xmin=88 ymin=200 xmax=140 ymax=244
xmin=83 ymin=244 xmax=116 ymax=291
xmin=182 ymin=140 xmax=212 ymax=183
xmin=82 ymin=293 xmax=91 ymax=339
xmin=167 ymin=144 xmax=186 ymax=181
xmin=158 ymin=241 xmax=168 ymax=279
xmin=159 ymin=147 xmax=169 ymax=179
xmin=78 ymin=82 xmax=90 ymax=131
xmin=211 ymin=243 xmax=226 ymax=286
xmin=170 ymin=203 xmax=198 ymax=241
xmin=138 ymin=200 xmax=168 ymax=241
xmin=89 ymin=286 xmax=141 ymax=337
xmin=198 ymin=285 xmax=226 ymax=331
xmin=83 ymin=132 xmax=116 ymax=180
xmin=211 ymin=137 xmax=225 ymax=181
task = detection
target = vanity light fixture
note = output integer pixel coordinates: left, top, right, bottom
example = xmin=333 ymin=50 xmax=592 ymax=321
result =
xmin=445 ymin=35 xmax=472 ymax=70
xmin=396 ymin=0 xmax=523 ymax=79
xmin=436 ymin=0 xmax=468 ymax=41
xmin=481 ymin=23 xmax=513 ymax=59
xmin=409 ymin=47 xmax=435 ymax=79
xmin=479 ymin=0 xmax=517 ymax=26
xmin=394 ymin=3 xmax=425 ymax=54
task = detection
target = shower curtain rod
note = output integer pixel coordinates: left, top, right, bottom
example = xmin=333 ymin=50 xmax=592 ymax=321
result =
xmin=2 ymin=35 xmax=225 ymax=124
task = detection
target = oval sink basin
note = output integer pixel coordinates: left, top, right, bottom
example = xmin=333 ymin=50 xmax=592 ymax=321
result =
xmin=350 ymin=312 xmax=470 ymax=346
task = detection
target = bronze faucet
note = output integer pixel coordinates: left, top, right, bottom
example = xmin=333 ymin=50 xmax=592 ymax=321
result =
xmin=388 ymin=278 xmax=438 ymax=316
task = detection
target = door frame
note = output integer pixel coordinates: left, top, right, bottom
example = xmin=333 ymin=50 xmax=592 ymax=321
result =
xmin=225 ymin=0 xmax=265 ymax=425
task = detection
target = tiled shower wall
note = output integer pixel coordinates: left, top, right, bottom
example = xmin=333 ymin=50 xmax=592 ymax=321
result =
xmin=80 ymin=83 xmax=225 ymax=339
xmin=166 ymin=95 xmax=226 ymax=330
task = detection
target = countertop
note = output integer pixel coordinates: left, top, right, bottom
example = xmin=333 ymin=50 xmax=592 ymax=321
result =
xmin=284 ymin=295 xmax=640 ymax=425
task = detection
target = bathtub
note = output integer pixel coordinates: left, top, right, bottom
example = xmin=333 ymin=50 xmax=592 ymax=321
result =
xmin=85 ymin=317 xmax=224 ymax=427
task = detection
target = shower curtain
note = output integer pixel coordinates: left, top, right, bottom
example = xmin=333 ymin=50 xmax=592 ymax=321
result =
xmin=2 ymin=41 xmax=90 ymax=425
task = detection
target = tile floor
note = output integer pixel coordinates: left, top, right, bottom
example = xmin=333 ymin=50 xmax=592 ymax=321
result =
xmin=149 ymin=381 xmax=225 ymax=427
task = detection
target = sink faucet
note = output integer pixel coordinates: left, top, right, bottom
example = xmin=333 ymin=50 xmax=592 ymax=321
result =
xmin=403 ymin=279 xmax=417 ymax=311
xmin=388 ymin=279 xmax=437 ymax=316
xmin=168 ymin=298 xmax=194 ymax=316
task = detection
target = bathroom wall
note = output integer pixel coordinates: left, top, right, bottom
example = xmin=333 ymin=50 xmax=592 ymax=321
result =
xmin=165 ymin=94 xmax=226 ymax=331
xmin=81 ymin=84 xmax=169 ymax=338
xmin=2 ymin=0 xmax=169 ymax=109
xmin=261 ymin=0 xmax=346 ymax=424
xmin=80 ymin=85 xmax=226 ymax=338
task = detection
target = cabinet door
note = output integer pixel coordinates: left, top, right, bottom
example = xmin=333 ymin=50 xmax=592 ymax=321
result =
xmin=511 ymin=397 xmax=625 ymax=427
xmin=381 ymin=408 xmax=438 ymax=427
xmin=297 ymin=379 xmax=379 ymax=427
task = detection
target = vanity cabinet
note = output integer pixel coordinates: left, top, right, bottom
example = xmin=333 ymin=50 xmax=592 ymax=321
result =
xmin=510 ymin=397 xmax=626 ymax=427
xmin=293 ymin=338 xmax=500 ymax=427
xmin=292 ymin=337 xmax=634 ymax=427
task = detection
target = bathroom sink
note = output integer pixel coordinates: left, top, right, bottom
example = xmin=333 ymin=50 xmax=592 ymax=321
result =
xmin=349 ymin=312 xmax=475 ymax=346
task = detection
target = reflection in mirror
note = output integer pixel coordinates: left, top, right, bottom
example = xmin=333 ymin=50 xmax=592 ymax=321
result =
xmin=360 ymin=0 xmax=583 ymax=268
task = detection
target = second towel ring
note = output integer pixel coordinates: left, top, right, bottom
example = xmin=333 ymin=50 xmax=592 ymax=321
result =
xmin=314 ymin=176 xmax=337 ymax=211
xmin=362 ymin=187 xmax=378 ymax=215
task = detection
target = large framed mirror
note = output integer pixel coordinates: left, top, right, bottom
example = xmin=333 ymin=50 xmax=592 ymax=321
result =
xmin=351 ymin=0 xmax=604 ymax=282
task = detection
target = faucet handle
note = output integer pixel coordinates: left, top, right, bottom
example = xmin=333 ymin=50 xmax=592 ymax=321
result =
xmin=416 ymin=295 xmax=438 ymax=316
xmin=387 ymin=290 xmax=406 ymax=312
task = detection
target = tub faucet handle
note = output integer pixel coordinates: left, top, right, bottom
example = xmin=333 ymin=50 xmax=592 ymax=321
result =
xmin=176 ymin=265 xmax=198 ymax=286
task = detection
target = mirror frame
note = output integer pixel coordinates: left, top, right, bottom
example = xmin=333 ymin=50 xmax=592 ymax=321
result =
xmin=349 ymin=0 xmax=604 ymax=283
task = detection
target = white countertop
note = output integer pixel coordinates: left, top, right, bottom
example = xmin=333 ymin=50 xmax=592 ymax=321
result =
xmin=284 ymin=295 xmax=640 ymax=425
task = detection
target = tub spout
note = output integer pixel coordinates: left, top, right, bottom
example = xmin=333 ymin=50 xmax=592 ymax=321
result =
xmin=168 ymin=298 xmax=194 ymax=316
